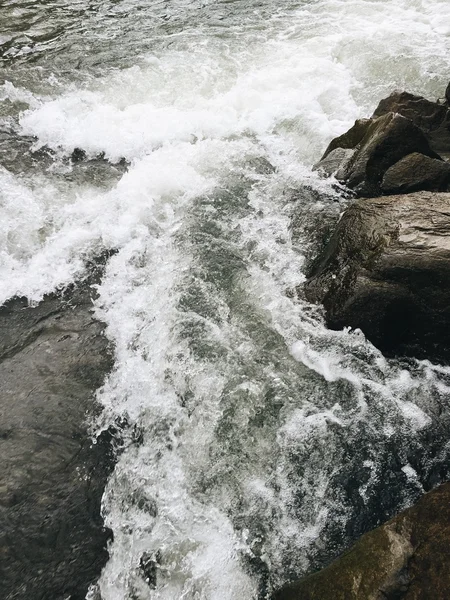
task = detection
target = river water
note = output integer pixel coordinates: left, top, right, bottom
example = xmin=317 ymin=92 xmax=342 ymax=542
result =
xmin=2 ymin=0 xmax=450 ymax=598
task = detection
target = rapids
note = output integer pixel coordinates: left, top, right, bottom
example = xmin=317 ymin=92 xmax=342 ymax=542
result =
xmin=2 ymin=0 xmax=450 ymax=598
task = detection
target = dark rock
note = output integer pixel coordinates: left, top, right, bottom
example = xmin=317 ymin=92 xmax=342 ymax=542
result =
xmin=71 ymin=147 xmax=87 ymax=162
xmin=446 ymin=82 xmax=450 ymax=105
xmin=321 ymin=118 xmax=372 ymax=159
xmin=337 ymin=112 xmax=442 ymax=195
xmin=373 ymin=90 xmax=450 ymax=156
xmin=381 ymin=153 xmax=450 ymax=194
xmin=139 ymin=551 xmax=161 ymax=589
xmin=272 ymin=482 xmax=450 ymax=600
xmin=0 ymin=266 xmax=116 ymax=600
xmin=0 ymin=129 xmax=126 ymax=188
xmin=304 ymin=191 xmax=450 ymax=362
xmin=313 ymin=147 xmax=355 ymax=177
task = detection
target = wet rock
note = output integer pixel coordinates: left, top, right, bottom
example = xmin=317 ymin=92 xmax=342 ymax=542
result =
xmin=336 ymin=112 xmax=441 ymax=196
xmin=0 ymin=265 xmax=116 ymax=600
xmin=304 ymin=191 xmax=450 ymax=363
xmin=139 ymin=551 xmax=161 ymax=589
xmin=321 ymin=118 xmax=372 ymax=160
xmin=272 ymin=482 xmax=450 ymax=600
xmin=372 ymin=90 xmax=450 ymax=156
xmin=313 ymin=147 xmax=355 ymax=177
xmin=0 ymin=128 xmax=127 ymax=188
xmin=381 ymin=152 xmax=450 ymax=194
xmin=317 ymin=87 xmax=450 ymax=196
xmin=71 ymin=146 xmax=87 ymax=162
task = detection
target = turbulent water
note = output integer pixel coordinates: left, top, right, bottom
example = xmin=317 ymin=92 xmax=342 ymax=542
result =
xmin=2 ymin=0 xmax=450 ymax=598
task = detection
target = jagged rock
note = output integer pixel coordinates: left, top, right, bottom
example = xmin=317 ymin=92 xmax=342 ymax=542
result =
xmin=373 ymin=90 xmax=450 ymax=156
xmin=313 ymin=147 xmax=355 ymax=177
xmin=317 ymin=87 xmax=450 ymax=197
xmin=381 ymin=152 xmax=450 ymax=194
xmin=336 ymin=112 xmax=441 ymax=195
xmin=321 ymin=118 xmax=372 ymax=159
xmin=272 ymin=482 xmax=450 ymax=600
xmin=304 ymin=191 xmax=450 ymax=362
xmin=0 ymin=265 xmax=116 ymax=600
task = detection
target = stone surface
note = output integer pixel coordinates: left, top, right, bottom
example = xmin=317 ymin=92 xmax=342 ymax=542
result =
xmin=0 ymin=266 xmax=116 ymax=600
xmin=381 ymin=152 xmax=450 ymax=194
xmin=338 ymin=112 xmax=441 ymax=195
xmin=372 ymin=90 xmax=450 ymax=156
xmin=321 ymin=118 xmax=372 ymax=159
xmin=313 ymin=147 xmax=355 ymax=177
xmin=272 ymin=482 xmax=450 ymax=600
xmin=304 ymin=192 xmax=450 ymax=362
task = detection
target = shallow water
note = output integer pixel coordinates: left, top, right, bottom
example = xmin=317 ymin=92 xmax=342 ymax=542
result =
xmin=2 ymin=0 xmax=450 ymax=598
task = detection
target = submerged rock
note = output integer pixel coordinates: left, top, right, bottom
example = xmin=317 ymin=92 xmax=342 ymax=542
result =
xmin=0 ymin=266 xmax=116 ymax=600
xmin=273 ymin=482 xmax=450 ymax=600
xmin=304 ymin=191 xmax=450 ymax=363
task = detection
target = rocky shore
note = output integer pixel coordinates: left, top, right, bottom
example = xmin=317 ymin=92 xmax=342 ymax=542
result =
xmin=308 ymin=84 xmax=450 ymax=363
xmin=0 ymin=261 xmax=116 ymax=600
xmin=273 ymin=84 xmax=450 ymax=599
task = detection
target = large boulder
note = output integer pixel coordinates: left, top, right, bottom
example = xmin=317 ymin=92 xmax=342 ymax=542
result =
xmin=372 ymin=90 xmax=450 ymax=156
xmin=272 ymin=482 xmax=450 ymax=600
xmin=381 ymin=152 xmax=450 ymax=194
xmin=304 ymin=191 xmax=450 ymax=363
xmin=315 ymin=112 xmax=441 ymax=196
xmin=315 ymin=86 xmax=450 ymax=197
xmin=0 ymin=265 xmax=117 ymax=600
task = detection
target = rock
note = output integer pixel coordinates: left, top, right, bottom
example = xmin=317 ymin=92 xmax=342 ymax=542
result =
xmin=304 ymin=191 xmax=450 ymax=363
xmin=373 ymin=90 xmax=450 ymax=156
xmin=337 ymin=112 xmax=442 ymax=195
xmin=0 ymin=129 xmax=126 ymax=188
xmin=446 ymin=82 xmax=450 ymax=105
xmin=381 ymin=152 xmax=450 ymax=194
xmin=313 ymin=147 xmax=355 ymax=177
xmin=0 ymin=263 xmax=117 ymax=600
xmin=317 ymin=88 xmax=450 ymax=197
xmin=71 ymin=146 xmax=87 ymax=162
xmin=321 ymin=118 xmax=372 ymax=159
xmin=272 ymin=482 xmax=450 ymax=600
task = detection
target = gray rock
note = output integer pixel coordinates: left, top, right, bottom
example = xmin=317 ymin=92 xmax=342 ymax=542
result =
xmin=381 ymin=152 xmax=450 ymax=194
xmin=313 ymin=147 xmax=354 ymax=177
xmin=272 ymin=482 xmax=450 ymax=600
xmin=304 ymin=191 xmax=450 ymax=362
xmin=373 ymin=90 xmax=450 ymax=156
xmin=0 ymin=264 xmax=116 ymax=600
xmin=321 ymin=118 xmax=372 ymax=160
xmin=338 ymin=112 xmax=441 ymax=195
